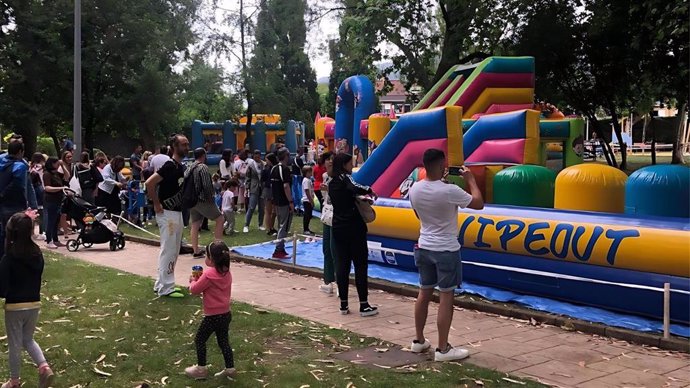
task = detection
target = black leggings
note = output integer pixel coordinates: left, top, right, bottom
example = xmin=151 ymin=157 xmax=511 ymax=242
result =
xmin=315 ymin=190 xmax=324 ymax=209
xmin=333 ymin=225 xmax=369 ymax=304
xmin=302 ymin=201 xmax=313 ymax=232
xmin=195 ymin=312 xmax=234 ymax=368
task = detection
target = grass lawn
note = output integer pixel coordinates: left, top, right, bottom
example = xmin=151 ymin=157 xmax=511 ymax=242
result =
xmin=0 ymin=253 xmax=543 ymax=387
xmin=121 ymin=209 xmax=323 ymax=249
xmin=590 ymin=153 xmax=690 ymax=174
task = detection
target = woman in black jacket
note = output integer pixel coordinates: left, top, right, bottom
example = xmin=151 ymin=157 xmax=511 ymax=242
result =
xmin=328 ymin=153 xmax=378 ymax=317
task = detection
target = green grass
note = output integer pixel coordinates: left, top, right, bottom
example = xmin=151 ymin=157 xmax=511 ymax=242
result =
xmin=123 ymin=208 xmax=323 ymax=249
xmin=590 ymin=153 xmax=690 ymax=174
xmin=0 ymin=254 xmax=544 ymax=387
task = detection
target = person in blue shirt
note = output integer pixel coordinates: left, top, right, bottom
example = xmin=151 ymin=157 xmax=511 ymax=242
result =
xmin=61 ymin=136 xmax=74 ymax=153
xmin=0 ymin=139 xmax=37 ymax=257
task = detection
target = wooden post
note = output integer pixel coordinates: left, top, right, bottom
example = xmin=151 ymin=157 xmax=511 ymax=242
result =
xmin=663 ymin=283 xmax=670 ymax=339
xmin=292 ymin=232 xmax=298 ymax=266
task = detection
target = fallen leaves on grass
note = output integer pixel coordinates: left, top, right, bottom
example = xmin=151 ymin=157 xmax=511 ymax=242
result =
xmin=160 ymin=376 xmax=168 ymax=385
xmin=93 ymin=367 xmax=112 ymax=377
xmin=309 ymin=370 xmax=323 ymax=381
xmin=374 ymin=348 xmax=389 ymax=353
xmin=95 ymin=354 xmax=106 ymax=363
xmin=501 ymin=377 xmax=526 ymax=385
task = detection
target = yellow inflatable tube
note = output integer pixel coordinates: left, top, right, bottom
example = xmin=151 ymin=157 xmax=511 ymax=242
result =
xmin=370 ymin=205 xmax=690 ymax=277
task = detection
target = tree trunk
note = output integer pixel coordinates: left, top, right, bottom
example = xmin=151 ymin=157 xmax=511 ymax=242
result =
xmin=48 ymin=127 xmax=61 ymax=156
xmin=432 ymin=1 xmax=463 ymax=86
xmin=672 ymin=103 xmax=687 ymax=164
xmin=587 ymin=114 xmax=617 ymax=167
xmin=641 ymin=113 xmax=649 ymax=146
xmin=19 ymin=115 xmax=40 ymax=157
xmin=609 ymin=108 xmax=626 ymax=170
xmin=651 ymin=120 xmax=657 ymax=165
xmin=240 ymin=0 xmax=252 ymax=150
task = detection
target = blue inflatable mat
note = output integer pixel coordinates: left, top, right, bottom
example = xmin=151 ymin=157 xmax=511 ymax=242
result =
xmin=233 ymin=240 xmax=690 ymax=338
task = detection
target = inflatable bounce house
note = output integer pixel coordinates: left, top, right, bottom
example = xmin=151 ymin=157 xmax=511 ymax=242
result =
xmin=329 ymin=56 xmax=690 ymax=325
xmin=191 ymin=114 xmax=305 ymax=164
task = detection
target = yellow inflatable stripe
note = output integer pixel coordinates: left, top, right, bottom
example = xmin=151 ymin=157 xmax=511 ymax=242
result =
xmin=445 ymin=106 xmax=464 ymax=166
xmin=463 ymin=88 xmax=534 ymax=118
xmin=369 ymin=206 xmax=690 ymax=277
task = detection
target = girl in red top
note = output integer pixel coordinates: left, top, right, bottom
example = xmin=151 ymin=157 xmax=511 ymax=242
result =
xmin=313 ymin=153 xmax=328 ymax=208
xmin=185 ymin=241 xmax=235 ymax=380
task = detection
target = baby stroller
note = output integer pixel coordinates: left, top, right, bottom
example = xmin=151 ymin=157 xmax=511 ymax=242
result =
xmin=62 ymin=188 xmax=126 ymax=252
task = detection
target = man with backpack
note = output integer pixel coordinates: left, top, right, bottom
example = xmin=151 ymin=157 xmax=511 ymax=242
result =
xmin=145 ymin=134 xmax=189 ymax=298
xmin=185 ymin=148 xmax=224 ymax=258
xmin=0 ymin=139 xmax=37 ymax=257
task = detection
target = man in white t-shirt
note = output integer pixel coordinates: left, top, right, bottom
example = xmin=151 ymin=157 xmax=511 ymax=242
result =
xmin=408 ymin=148 xmax=484 ymax=362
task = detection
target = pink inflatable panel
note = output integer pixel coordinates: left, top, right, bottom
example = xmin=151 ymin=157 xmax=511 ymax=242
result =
xmin=324 ymin=122 xmax=335 ymax=138
xmin=372 ymin=138 xmax=447 ymax=197
xmin=465 ymin=138 xmax=526 ymax=164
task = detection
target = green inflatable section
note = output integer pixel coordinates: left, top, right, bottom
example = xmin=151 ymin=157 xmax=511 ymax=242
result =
xmin=493 ymin=165 xmax=556 ymax=208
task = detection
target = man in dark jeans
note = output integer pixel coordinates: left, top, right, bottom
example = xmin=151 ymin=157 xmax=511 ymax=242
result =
xmin=270 ymin=148 xmax=294 ymax=259
xmin=0 ymin=140 xmax=35 ymax=257
xmin=130 ymin=144 xmax=143 ymax=181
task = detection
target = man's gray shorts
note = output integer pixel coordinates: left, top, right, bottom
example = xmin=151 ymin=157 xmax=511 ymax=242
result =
xmin=190 ymin=201 xmax=222 ymax=223
xmin=414 ymin=247 xmax=462 ymax=292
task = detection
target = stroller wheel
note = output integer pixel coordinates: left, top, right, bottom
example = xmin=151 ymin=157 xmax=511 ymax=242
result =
xmin=82 ymin=242 xmax=93 ymax=248
xmin=109 ymin=240 xmax=117 ymax=251
xmin=116 ymin=236 xmax=126 ymax=250
xmin=66 ymin=240 xmax=79 ymax=252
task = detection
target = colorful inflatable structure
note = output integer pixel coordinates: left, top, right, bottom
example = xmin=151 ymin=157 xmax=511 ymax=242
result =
xmin=337 ymin=56 xmax=690 ymax=325
xmin=191 ymin=115 xmax=305 ymax=164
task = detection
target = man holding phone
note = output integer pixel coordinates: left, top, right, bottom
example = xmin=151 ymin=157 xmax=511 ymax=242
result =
xmin=408 ymin=149 xmax=484 ymax=362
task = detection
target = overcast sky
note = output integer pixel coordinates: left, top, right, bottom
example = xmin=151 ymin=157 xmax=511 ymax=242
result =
xmin=203 ymin=0 xmax=340 ymax=80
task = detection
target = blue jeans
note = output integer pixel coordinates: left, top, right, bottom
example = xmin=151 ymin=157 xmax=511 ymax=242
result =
xmin=43 ymin=202 xmax=61 ymax=244
xmin=244 ymin=193 xmax=264 ymax=228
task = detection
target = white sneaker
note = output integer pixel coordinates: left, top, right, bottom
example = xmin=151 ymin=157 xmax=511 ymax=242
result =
xmin=434 ymin=345 xmax=469 ymax=362
xmin=410 ymin=338 xmax=431 ymax=353
xmin=46 ymin=242 xmax=58 ymax=249
xmin=259 ymin=226 xmax=266 ymax=231
xmin=242 ymin=226 xmax=249 ymax=233
xmin=36 ymin=233 xmax=46 ymax=241
xmin=319 ymin=283 xmax=333 ymax=295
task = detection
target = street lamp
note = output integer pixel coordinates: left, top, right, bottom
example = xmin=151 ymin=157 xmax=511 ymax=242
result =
xmin=73 ymin=0 xmax=81 ymax=155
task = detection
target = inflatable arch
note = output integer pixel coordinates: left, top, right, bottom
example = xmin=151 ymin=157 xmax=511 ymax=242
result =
xmin=335 ymin=76 xmax=376 ymax=157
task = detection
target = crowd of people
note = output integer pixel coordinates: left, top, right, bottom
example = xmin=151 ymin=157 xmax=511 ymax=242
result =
xmin=0 ymin=132 xmax=485 ymax=384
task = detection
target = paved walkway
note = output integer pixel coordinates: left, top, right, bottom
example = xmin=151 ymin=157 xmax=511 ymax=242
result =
xmin=59 ymin=241 xmax=689 ymax=388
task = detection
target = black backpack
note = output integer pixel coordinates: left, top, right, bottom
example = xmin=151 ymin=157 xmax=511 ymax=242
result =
xmin=181 ymin=164 xmax=200 ymax=209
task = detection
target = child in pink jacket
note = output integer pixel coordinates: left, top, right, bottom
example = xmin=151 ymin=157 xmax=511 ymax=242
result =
xmin=185 ymin=241 xmax=235 ymax=380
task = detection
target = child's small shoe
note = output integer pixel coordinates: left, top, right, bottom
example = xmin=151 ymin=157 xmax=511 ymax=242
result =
xmin=185 ymin=365 xmax=208 ymax=380
xmin=38 ymin=365 xmax=54 ymax=388
xmin=1 ymin=379 xmax=20 ymax=388
xmin=214 ymin=367 xmax=237 ymax=378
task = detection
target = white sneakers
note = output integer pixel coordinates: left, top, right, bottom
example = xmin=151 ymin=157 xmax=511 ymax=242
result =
xmin=410 ymin=339 xmax=469 ymax=362
xmin=46 ymin=242 xmax=58 ymax=249
xmin=242 ymin=226 xmax=249 ymax=233
xmin=259 ymin=226 xmax=266 ymax=231
xmin=434 ymin=345 xmax=469 ymax=362
xmin=319 ymin=283 xmax=334 ymax=295
xmin=410 ymin=338 xmax=431 ymax=353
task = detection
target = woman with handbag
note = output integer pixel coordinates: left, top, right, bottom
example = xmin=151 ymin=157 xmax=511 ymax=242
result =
xmin=328 ymin=153 xmax=378 ymax=317
xmin=74 ymin=152 xmax=98 ymax=204
xmin=318 ymin=152 xmax=336 ymax=295
xmin=96 ymin=156 xmax=125 ymax=215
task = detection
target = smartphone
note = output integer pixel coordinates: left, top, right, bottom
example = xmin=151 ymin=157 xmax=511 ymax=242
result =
xmin=448 ymin=166 xmax=464 ymax=176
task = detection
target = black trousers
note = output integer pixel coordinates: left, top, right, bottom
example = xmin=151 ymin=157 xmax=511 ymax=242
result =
xmin=332 ymin=225 xmax=369 ymax=304
xmin=302 ymin=201 xmax=313 ymax=232
xmin=314 ymin=190 xmax=324 ymax=209
xmin=195 ymin=312 xmax=234 ymax=368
